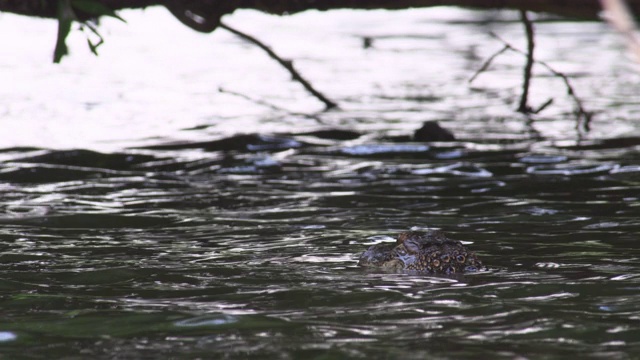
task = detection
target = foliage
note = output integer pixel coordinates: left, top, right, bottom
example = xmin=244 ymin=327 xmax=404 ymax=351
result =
xmin=54 ymin=0 xmax=126 ymax=63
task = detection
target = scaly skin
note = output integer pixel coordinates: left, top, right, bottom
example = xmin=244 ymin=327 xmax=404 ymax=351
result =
xmin=358 ymin=230 xmax=482 ymax=274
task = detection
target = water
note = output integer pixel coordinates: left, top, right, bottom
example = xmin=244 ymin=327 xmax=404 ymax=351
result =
xmin=1 ymin=6 xmax=640 ymax=359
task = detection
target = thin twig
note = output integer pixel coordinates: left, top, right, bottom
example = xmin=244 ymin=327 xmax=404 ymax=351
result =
xmin=517 ymin=10 xmax=535 ymax=113
xmin=219 ymin=87 xmax=286 ymax=112
xmin=533 ymin=98 xmax=554 ymax=114
xmin=219 ymin=22 xmax=338 ymax=111
xmin=468 ymin=44 xmax=510 ymax=83
xmin=218 ymin=87 xmax=325 ymax=123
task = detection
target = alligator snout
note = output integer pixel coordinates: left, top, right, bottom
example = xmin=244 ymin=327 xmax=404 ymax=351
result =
xmin=358 ymin=230 xmax=483 ymax=274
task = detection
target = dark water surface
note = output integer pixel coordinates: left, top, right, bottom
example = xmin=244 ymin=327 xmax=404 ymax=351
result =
xmin=1 ymin=7 xmax=640 ymax=360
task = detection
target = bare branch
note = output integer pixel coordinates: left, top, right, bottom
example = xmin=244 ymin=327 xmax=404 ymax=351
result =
xmin=219 ymin=22 xmax=338 ymax=110
xmin=487 ymin=32 xmax=594 ymax=128
xmin=218 ymin=87 xmax=325 ymax=123
xmin=517 ymin=10 xmax=535 ymax=113
xmin=468 ymin=45 xmax=510 ymax=83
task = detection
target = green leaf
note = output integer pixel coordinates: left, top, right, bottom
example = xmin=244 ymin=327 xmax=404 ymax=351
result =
xmin=53 ymin=20 xmax=72 ymax=63
xmin=70 ymin=0 xmax=126 ymax=23
xmin=54 ymin=0 xmax=75 ymax=63
xmin=83 ymin=23 xmax=105 ymax=56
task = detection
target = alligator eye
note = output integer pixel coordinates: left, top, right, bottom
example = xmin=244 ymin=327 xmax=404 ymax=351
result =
xmin=440 ymin=254 xmax=450 ymax=263
xmin=456 ymin=255 xmax=466 ymax=263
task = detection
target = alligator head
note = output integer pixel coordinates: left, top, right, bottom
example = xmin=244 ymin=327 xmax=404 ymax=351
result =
xmin=358 ymin=230 xmax=483 ymax=274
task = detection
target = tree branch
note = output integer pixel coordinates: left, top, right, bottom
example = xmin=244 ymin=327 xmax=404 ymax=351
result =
xmin=220 ymin=22 xmax=338 ymax=110
xmin=3 ymin=1 xmax=640 ymax=21
xmin=486 ymin=32 xmax=594 ymax=129
xmin=517 ymin=10 xmax=535 ymax=113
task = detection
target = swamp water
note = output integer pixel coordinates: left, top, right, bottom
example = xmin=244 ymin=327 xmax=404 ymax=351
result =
xmin=0 ymin=7 xmax=640 ymax=359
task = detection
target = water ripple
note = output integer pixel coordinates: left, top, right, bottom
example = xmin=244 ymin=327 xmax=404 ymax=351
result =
xmin=411 ymin=162 xmax=493 ymax=177
xmin=526 ymin=163 xmax=616 ymax=176
xmin=340 ymin=144 xmax=429 ymax=155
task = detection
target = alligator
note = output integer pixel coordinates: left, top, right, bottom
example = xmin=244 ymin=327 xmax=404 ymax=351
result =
xmin=358 ymin=230 xmax=483 ymax=274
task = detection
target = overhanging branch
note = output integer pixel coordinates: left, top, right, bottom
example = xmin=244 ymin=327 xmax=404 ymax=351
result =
xmin=3 ymin=0 xmax=640 ymax=24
